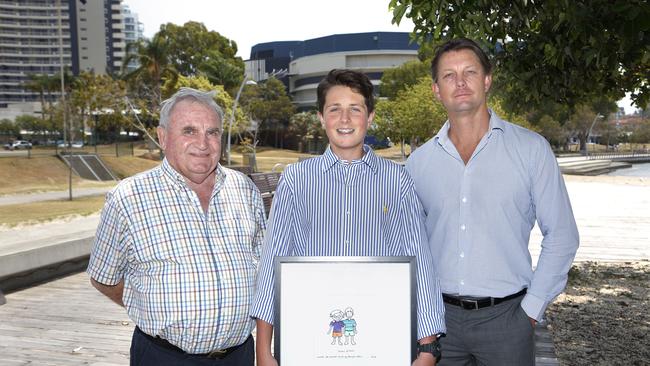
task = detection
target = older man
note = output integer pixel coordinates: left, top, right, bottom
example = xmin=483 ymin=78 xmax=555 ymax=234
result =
xmin=87 ymin=88 xmax=266 ymax=365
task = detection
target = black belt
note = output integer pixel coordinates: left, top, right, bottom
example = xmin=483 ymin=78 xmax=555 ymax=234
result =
xmin=136 ymin=326 xmax=249 ymax=359
xmin=442 ymin=288 xmax=527 ymax=310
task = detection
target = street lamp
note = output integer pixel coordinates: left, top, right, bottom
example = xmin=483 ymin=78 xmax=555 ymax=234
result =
xmin=226 ymin=76 xmax=257 ymax=165
xmin=585 ymin=114 xmax=604 ymax=156
xmin=91 ymin=110 xmax=100 ymax=154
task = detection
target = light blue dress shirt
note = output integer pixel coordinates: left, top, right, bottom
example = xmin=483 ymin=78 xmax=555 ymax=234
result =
xmin=251 ymin=146 xmax=446 ymax=339
xmin=406 ymin=111 xmax=579 ymax=321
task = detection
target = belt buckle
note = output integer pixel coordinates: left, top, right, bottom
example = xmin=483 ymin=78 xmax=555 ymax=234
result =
xmin=206 ymin=349 xmax=228 ymax=359
xmin=460 ymin=299 xmax=479 ymax=310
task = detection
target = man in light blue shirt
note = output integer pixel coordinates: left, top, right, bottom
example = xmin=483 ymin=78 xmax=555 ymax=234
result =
xmin=406 ymin=38 xmax=579 ymax=365
xmin=252 ymin=69 xmax=446 ymax=366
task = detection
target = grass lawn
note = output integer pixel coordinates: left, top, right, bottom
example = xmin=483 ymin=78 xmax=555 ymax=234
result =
xmin=0 ymin=144 xmax=412 ymax=226
xmin=0 ymin=195 xmax=105 ymax=227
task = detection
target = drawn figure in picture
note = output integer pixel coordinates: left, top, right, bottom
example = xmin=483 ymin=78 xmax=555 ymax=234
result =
xmin=342 ymin=307 xmax=357 ymax=345
xmin=327 ymin=309 xmax=345 ymax=345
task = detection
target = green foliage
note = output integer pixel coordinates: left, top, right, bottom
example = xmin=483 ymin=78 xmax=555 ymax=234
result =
xmin=163 ymin=75 xmax=248 ymax=134
xmin=628 ymin=119 xmax=650 ymax=144
xmin=537 ymin=115 xmax=566 ymax=148
xmin=70 ymin=72 xmax=128 ymax=143
xmin=123 ymin=33 xmax=178 ymax=113
xmin=288 ymin=111 xmax=326 ymax=147
xmin=240 ymin=77 xmax=295 ymax=124
xmin=488 ymin=95 xmax=537 ymax=131
xmin=379 ymin=59 xmax=431 ymax=99
xmin=390 ymin=0 xmax=650 ymax=111
xmin=157 ymin=21 xmax=244 ymax=91
xmin=375 ymin=76 xmax=447 ymax=146
xmin=0 ymin=118 xmax=20 ymax=138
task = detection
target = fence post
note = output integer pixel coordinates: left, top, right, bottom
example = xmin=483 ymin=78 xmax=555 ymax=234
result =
xmin=115 ymin=142 xmax=119 ymax=157
xmin=131 ymin=142 xmax=134 ymax=156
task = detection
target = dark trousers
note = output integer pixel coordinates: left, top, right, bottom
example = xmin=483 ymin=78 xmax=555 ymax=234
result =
xmin=130 ymin=327 xmax=254 ymax=366
xmin=439 ymin=296 xmax=535 ymax=366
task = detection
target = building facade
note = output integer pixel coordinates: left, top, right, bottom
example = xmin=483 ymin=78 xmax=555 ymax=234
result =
xmin=246 ymin=32 xmax=419 ymax=110
xmin=0 ymin=0 xmax=138 ymax=120
xmin=121 ymin=4 xmax=143 ymax=73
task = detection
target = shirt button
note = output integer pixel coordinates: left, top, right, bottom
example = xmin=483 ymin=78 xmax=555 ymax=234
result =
xmin=346 ymin=211 xmax=350 ymax=215
xmin=345 ymin=240 xmax=349 ymax=245
xmin=462 ymin=197 xmax=467 ymax=203
xmin=460 ymin=280 xmax=465 ymax=285
xmin=460 ymin=252 xmax=465 ymax=258
xmin=461 ymin=224 xmax=466 ymax=231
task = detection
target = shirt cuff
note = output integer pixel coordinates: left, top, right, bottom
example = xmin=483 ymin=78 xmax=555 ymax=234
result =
xmin=417 ymin=311 xmax=447 ymax=340
xmin=520 ymin=292 xmax=549 ymax=321
xmin=249 ymin=304 xmax=274 ymax=325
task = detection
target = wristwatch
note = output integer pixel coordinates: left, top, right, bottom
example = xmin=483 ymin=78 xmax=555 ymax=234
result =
xmin=417 ymin=338 xmax=441 ymax=363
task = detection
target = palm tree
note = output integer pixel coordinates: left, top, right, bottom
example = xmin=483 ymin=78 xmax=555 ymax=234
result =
xmin=123 ymin=34 xmax=178 ymax=112
xmin=24 ymin=74 xmax=56 ymax=121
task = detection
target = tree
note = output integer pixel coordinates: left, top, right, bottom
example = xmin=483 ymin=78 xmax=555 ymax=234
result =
xmin=24 ymin=74 xmax=58 ymax=121
xmin=379 ymin=59 xmax=430 ymax=99
xmin=537 ymin=115 xmax=566 ymax=149
xmin=71 ymin=72 xmax=128 ymax=144
xmin=0 ymin=119 xmax=20 ymax=141
xmin=123 ymin=33 xmax=178 ymax=116
xmin=375 ymin=77 xmax=447 ymax=153
xmin=565 ymin=105 xmax=604 ymax=153
xmin=627 ymin=118 xmax=650 ymax=145
xmin=390 ymin=0 xmax=650 ymax=111
xmin=240 ymin=77 xmax=296 ymax=149
xmin=157 ymin=21 xmax=244 ymax=92
xmin=288 ymin=112 xmax=327 ymax=152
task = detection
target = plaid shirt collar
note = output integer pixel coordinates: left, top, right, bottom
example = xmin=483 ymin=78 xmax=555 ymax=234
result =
xmin=159 ymin=158 xmax=226 ymax=200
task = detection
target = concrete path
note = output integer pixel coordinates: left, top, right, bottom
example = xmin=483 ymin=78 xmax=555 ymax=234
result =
xmin=0 ymin=187 xmax=113 ymax=206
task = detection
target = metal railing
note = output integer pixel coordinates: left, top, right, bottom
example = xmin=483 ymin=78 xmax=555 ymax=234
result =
xmin=587 ymin=151 xmax=650 ymax=161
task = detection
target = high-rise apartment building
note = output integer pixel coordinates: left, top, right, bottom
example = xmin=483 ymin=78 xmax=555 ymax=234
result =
xmin=121 ymin=4 xmax=144 ymax=72
xmin=0 ymin=0 xmax=140 ymax=120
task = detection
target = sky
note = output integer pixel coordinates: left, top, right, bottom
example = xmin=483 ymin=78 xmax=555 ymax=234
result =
xmin=123 ymin=0 xmax=415 ymax=59
xmin=123 ymin=0 xmax=638 ymax=114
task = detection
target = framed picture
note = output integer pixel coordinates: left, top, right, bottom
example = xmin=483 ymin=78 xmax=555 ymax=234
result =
xmin=273 ymin=256 xmax=417 ymax=365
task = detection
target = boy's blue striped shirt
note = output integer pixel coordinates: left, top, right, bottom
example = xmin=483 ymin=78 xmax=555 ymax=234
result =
xmin=251 ymin=146 xmax=446 ymax=338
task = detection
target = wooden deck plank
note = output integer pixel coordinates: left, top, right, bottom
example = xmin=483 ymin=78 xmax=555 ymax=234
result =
xmin=0 ymin=272 xmax=133 ymax=365
xmin=1 ymin=271 xmax=560 ymax=365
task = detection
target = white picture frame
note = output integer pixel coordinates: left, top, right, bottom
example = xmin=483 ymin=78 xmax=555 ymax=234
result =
xmin=273 ymin=256 xmax=417 ymax=365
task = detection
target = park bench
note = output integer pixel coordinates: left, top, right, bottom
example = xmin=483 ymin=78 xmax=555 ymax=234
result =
xmin=226 ymin=165 xmax=254 ymax=175
xmin=249 ymin=172 xmax=282 ymax=216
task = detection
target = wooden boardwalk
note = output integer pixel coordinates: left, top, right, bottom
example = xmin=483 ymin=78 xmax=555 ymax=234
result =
xmin=0 ymin=271 xmax=558 ymax=365
xmin=0 ymin=273 xmax=133 ymax=366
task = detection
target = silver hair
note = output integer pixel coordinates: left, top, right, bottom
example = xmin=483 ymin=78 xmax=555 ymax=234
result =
xmin=158 ymin=87 xmax=224 ymax=129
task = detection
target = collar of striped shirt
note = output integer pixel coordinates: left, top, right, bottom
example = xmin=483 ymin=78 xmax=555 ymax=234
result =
xmin=320 ymin=145 xmax=379 ymax=174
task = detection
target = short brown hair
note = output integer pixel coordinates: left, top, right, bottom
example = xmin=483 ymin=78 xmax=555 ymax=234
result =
xmin=316 ymin=69 xmax=374 ymax=114
xmin=431 ymin=38 xmax=492 ymax=82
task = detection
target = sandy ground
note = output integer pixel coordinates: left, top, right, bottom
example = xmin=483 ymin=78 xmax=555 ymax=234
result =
xmin=547 ymin=261 xmax=650 ymax=365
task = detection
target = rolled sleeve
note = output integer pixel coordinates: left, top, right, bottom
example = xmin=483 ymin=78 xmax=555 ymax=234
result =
xmin=87 ymin=190 xmax=129 ymax=285
xmin=398 ymin=176 xmax=446 ymax=338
